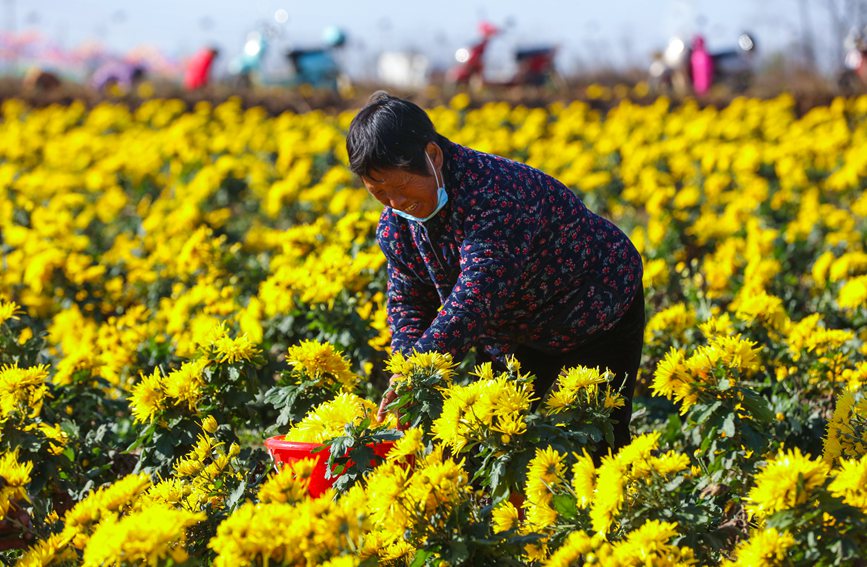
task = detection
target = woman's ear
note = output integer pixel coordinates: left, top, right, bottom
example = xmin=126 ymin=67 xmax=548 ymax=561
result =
xmin=426 ymin=141 xmax=444 ymax=171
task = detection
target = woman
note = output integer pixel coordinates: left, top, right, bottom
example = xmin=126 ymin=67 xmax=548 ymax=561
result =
xmin=347 ymin=92 xmax=644 ymax=452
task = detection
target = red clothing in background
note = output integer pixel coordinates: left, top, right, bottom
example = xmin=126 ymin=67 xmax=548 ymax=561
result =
xmin=184 ymin=49 xmax=217 ymax=90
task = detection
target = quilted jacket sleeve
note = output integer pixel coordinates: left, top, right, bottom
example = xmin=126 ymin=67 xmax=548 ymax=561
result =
xmin=378 ymin=219 xmax=440 ymax=355
xmin=413 ymin=187 xmax=539 ymax=359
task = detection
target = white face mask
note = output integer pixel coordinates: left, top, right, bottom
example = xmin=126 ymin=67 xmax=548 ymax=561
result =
xmin=393 ymin=153 xmax=449 ymax=223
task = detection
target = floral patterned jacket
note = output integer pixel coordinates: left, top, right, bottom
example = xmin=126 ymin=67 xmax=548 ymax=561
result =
xmin=376 ymin=139 xmax=643 ymax=362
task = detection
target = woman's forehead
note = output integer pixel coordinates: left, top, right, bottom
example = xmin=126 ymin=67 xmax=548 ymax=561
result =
xmin=366 ymin=167 xmax=412 ymax=185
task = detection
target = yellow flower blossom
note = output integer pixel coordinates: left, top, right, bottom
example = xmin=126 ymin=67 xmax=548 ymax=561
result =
xmin=285 ymin=392 xmax=379 ymax=444
xmin=724 ymin=527 xmax=795 ymax=566
xmin=0 ymin=449 xmax=33 ymax=518
xmin=212 ymin=333 xmax=261 ymax=364
xmin=0 ymin=299 xmax=21 ymax=324
xmin=128 ymin=367 xmax=166 ymax=424
xmin=492 ymin=500 xmax=519 ymax=533
xmin=14 ymin=533 xmax=76 ymax=567
xmin=387 ymin=350 xmax=457 ymax=386
xmin=285 ymin=339 xmax=358 ymax=390
xmin=163 ymin=358 xmax=209 ymax=411
xmin=386 ymin=427 xmax=425 ymax=463
xmin=746 ymin=447 xmax=830 ymax=518
xmin=432 ymin=376 xmax=533 ymax=453
xmin=82 ymin=505 xmax=204 ymax=567
xmin=257 ymin=459 xmax=313 ymax=504
xmin=610 ymin=520 xmax=695 ymax=565
xmin=838 ymin=275 xmax=867 ymax=310
xmin=571 ymin=450 xmax=596 ymax=509
xmin=0 ymin=363 xmax=49 ymax=421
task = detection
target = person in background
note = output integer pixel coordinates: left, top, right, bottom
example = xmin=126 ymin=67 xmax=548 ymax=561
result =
xmin=690 ymin=35 xmax=714 ymax=95
xmin=347 ymin=92 xmax=645 ymax=455
xmin=90 ymin=60 xmax=146 ymax=95
xmin=184 ymin=46 xmax=220 ymax=90
xmin=663 ymin=36 xmax=691 ymax=97
xmin=22 ymin=67 xmax=62 ymax=92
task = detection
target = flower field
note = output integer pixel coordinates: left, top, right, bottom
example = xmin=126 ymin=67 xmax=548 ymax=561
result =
xmin=1 ymin=92 xmax=866 ymax=565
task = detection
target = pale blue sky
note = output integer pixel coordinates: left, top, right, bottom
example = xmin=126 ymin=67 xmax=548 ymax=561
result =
xmin=8 ymin=1 xmax=855 ymax=77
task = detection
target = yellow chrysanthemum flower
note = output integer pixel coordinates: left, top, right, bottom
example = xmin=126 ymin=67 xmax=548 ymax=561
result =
xmin=492 ymin=500 xmax=520 ymax=533
xmin=838 ymin=275 xmax=867 ymax=310
xmin=545 ymin=530 xmax=604 ymax=567
xmin=0 ymin=299 xmax=21 ymax=324
xmin=141 ymin=478 xmax=192 ymax=508
xmin=571 ymin=450 xmax=596 ymax=509
xmin=387 ymin=350 xmax=457 ymax=386
xmin=285 ymin=392 xmax=379 ymax=444
xmin=286 ymin=339 xmax=358 ymax=389
xmin=652 ymin=348 xmax=693 ymax=409
xmin=0 ymin=363 xmax=50 ymax=420
xmin=828 ymin=454 xmax=867 ymax=512
xmin=404 ymin=453 xmax=470 ymax=520
xmin=0 ymin=449 xmax=33 ymax=518
xmin=257 ymin=459 xmax=313 ymax=504
xmin=699 ymin=312 xmax=735 ymax=338
xmin=746 ymin=447 xmax=830 ymax=518
xmin=386 ymin=427 xmax=424 ymax=463
xmin=212 ymin=333 xmax=261 ymax=364
xmin=645 ymin=303 xmax=696 ymax=345
xmin=543 ymin=366 xmax=612 ymax=414
xmin=733 ymin=290 xmax=790 ymax=332
xmin=81 ymin=505 xmax=205 ymax=567
xmin=14 ymin=533 xmax=76 ymax=567
xmin=128 ymin=367 xmax=166 ymax=424
xmin=201 ymin=414 xmax=218 ymax=434
xmin=724 ymin=527 xmax=795 ymax=566
xmin=610 ymin=520 xmax=694 ymax=565
xmin=432 ymin=376 xmax=533 ymax=452
xmin=162 ymin=358 xmax=209 ymax=411
xmin=823 ymin=389 xmax=864 ymax=463
xmin=523 ymin=446 xmax=569 ymax=531
xmin=61 ymin=473 xmax=152 ymax=548
xmin=364 ymin=461 xmax=413 ymax=532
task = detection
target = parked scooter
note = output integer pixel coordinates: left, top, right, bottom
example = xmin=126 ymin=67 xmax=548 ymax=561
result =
xmin=228 ymin=29 xmax=269 ymax=89
xmin=512 ymin=46 xmax=559 ymax=87
xmin=709 ymin=32 xmax=756 ymax=92
xmin=447 ymin=21 xmax=559 ymax=90
xmin=448 ymin=21 xmax=500 ymax=89
xmin=285 ymin=26 xmax=349 ymax=93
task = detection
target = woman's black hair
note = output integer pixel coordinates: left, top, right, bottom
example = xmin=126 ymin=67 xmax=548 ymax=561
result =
xmin=346 ymin=91 xmax=443 ymax=178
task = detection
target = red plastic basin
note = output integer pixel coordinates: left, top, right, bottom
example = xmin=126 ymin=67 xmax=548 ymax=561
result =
xmin=264 ymin=435 xmax=396 ymax=497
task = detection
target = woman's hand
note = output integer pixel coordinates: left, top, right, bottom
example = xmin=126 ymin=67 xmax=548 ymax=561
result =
xmin=377 ymin=373 xmax=407 ymax=429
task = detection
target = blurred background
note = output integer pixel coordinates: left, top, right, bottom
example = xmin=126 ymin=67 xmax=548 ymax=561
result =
xmin=4 ymin=0 xmax=867 ymax=109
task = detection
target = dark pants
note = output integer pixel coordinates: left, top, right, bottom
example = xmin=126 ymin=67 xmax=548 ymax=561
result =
xmin=514 ymin=286 xmax=645 ymax=457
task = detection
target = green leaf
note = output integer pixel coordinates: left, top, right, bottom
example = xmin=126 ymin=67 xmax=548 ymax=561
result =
xmin=740 ymin=389 xmax=774 ymax=424
xmin=552 ymin=493 xmax=579 ymax=520
xmin=225 ymin=480 xmax=247 ymax=510
xmin=692 ymin=401 xmax=723 ymax=425
xmin=447 ymin=541 xmax=470 ymax=564
xmin=410 ymin=549 xmax=436 ymax=567
xmin=226 ymin=366 xmax=241 ymax=382
xmin=722 ymin=414 xmax=736 ymax=438
xmin=126 ymin=422 xmax=156 ymax=452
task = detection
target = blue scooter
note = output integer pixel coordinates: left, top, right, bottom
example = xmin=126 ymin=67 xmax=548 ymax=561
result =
xmin=285 ymin=26 xmax=347 ymax=92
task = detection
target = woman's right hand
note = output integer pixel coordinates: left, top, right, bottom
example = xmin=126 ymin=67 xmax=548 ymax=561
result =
xmin=377 ymin=373 xmax=406 ymax=429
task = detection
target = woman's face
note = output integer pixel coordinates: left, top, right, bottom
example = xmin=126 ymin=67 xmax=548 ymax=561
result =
xmin=362 ymin=142 xmax=443 ymax=218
